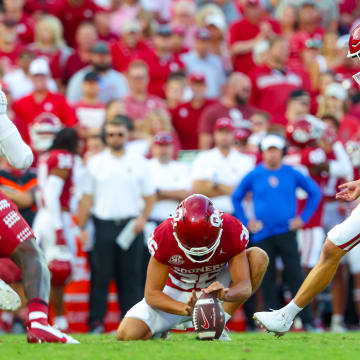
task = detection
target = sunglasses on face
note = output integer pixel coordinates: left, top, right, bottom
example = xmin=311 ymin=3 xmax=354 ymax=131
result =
xmin=105 ymin=132 xmax=126 ymax=138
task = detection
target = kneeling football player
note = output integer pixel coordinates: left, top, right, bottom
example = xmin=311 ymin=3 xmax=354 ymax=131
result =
xmin=117 ymin=194 xmax=268 ymax=340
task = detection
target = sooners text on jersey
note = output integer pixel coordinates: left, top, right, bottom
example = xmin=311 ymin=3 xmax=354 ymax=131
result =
xmin=148 ymin=213 xmax=249 ymax=291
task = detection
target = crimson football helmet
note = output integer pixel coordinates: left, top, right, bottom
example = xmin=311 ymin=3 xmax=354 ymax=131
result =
xmin=346 ymin=133 xmax=360 ymax=168
xmin=172 ymin=194 xmax=223 ymax=263
xmin=348 ymin=24 xmax=360 ymax=86
xmin=286 ymin=115 xmax=325 ymax=148
xmin=29 ymin=113 xmax=62 ymax=152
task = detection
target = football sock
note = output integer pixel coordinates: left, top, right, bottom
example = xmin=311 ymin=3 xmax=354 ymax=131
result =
xmin=28 ymin=298 xmax=49 ymax=326
xmin=331 ymin=314 xmax=344 ymax=324
xmin=281 ymin=300 xmax=302 ymax=320
xmin=224 ymin=312 xmax=231 ymax=324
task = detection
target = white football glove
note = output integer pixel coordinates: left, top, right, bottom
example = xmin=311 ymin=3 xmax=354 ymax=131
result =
xmin=0 ymin=87 xmax=8 ymax=115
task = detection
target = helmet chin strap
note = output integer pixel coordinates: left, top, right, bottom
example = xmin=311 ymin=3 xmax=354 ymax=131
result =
xmin=173 ymin=229 xmax=222 ymax=263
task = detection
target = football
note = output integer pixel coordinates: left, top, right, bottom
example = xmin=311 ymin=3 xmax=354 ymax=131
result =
xmin=192 ymin=292 xmax=225 ymax=340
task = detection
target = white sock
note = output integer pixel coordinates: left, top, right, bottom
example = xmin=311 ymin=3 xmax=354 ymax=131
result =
xmin=281 ymin=300 xmax=303 ymax=320
xmin=331 ymin=314 xmax=344 ymax=323
xmin=224 ymin=311 xmax=231 ymax=324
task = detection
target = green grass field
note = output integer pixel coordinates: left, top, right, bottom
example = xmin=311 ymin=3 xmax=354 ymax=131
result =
xmin=1 ymin=332 xmax=360 ymax=360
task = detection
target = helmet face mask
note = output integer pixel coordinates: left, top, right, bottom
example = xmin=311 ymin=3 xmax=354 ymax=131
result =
xmin=172 ymin=194 xmax=223 ymax=263
xmin=348 ymin=25 xmax=360 ymax=86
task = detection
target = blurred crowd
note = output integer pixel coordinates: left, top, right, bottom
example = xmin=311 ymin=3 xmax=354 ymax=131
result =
xmin=0 ymin=0 xmax=360 ymax=334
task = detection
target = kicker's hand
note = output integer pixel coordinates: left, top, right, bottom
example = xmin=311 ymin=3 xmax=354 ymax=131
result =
xmin=202 ymin=281 xmax=229 ymax=301
xmin=336 ymin=180 xmax=360 ymax=202
xmin=182 ymin=290 xmax=197 ymax=316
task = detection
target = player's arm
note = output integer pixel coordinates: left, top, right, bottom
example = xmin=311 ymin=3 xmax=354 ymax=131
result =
xmin=202 ymin=251 xmax=252 ymax=303
xmin=144 ymin=257 xmax=197 ymax=316
xmin=0 ymin=90 xmax=33 ymax=170
xmin=1 ymin=189 xmax=34 ymax=209
xmin=43 ymin=167 xmax=68 ymax=243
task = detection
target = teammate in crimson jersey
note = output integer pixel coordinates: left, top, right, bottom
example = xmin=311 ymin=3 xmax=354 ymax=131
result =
xmin=253 ymin=24 xmax=360 ymax=336
xmin=0 ymin=88 xmax=78 ymax=343
xmin=117 ymin=194 xmax=268 ymax=340
xmin=33 ymin=128 xmax=79 ymax=332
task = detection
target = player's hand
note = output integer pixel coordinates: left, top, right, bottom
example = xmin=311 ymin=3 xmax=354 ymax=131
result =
xmin=183 ymin=290 xmax=197 ymax=316
xmin=55 ymin=229 xmax=66 ymax=246
xmin=336 ymin=180 xmax=360 ymax=202
xmin=248 ymin=219 xmax=263 ymax=233
xmin=289 ymin=217 xmax=304 ymax=230
xmin=0 ymin=87 xmax=8 ymax=114
xmin=202 ymin=281 xmax=229 ymax=301
xmin=133 ymin=216 xmax=146 ymax=234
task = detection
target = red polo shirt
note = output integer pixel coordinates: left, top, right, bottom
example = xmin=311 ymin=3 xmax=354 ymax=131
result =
xmin=249 ymin=65 xmax=303 ymax=117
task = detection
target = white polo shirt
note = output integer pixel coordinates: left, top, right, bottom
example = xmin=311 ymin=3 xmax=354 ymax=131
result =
xmin=191 ymin=148 xmax=255 ymax=213
xmin=148 ymin=159 xmax=191 ymax=222
xmin=84 ymin=148 xmax=155 ymax=220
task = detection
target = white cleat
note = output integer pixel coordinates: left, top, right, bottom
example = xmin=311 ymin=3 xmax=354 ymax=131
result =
xmin=218 ymin=328 xmax=232 ymax=341
xmin=253 ymin=310 xmax=293 ymax=337
xmin=0 ymin=278 xmax=21 ymax=311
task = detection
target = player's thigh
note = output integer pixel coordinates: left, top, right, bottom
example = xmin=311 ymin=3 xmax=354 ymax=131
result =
xmin=0 ymin=195 xmax=35 ymax=258
xmin=328 ymin=204 xmax=360 ymax=252
xmin=117 ymin=317 xmax=152 ymax=341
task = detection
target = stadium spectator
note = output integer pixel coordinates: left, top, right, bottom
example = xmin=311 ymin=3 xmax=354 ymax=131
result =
xmin=12 ymin=58 xmax=77 ymax=143
xmin=123 ymin=60 xmax=166 ymax=127
xmin=110 ymin=20 xmax=152 ymax=73
xmin=296 ymin=0 xmax=326 ymax=37
xmin=0 ymin=19 xmax=23 ymax=74
xmin=170 ymin=24 xmax=188 ymax=56
xmin=199 ymin=72 xmax=256 ymax=149
xmin=62 ymin=22 xmax=98 ymax=85
xmin=247 ymin=111 xmax=270 ymax=152
xmin=272 ymin=89 xmax=311 ymax=127
xmin=277 ymin=4 xmax=298 ymax=38
xmin=1 ymin=0 xmax=35 ymax=44
xmin=94 ymin=11 xmax=118 ymax=42
xmin=148 ymin=131 xmax=191 ymax=225
xmin=232 ymin=133 xmax=321 ymax=329
xmin=56 ymin=0 xmax=103 ymax=47
xmin=105 ymin=99 xmax=126 ymax=122
xmin=165 ymin=71 xmax=187 ymax=111
xmin=171 ymin=73 xmax=214 ymax=150
xmin=77 ymin=116 xmax=155 ymax=333
xmin=71 ymin=71 xmax=106 ymax=137
xmin=109 ymin=0 xmax=142 ymax=36
xmin=317 ymin=82 xmax=359 ymax=144
xmin=28 ymin=15 xmax=72 ymax=84
xmin=67 ymin=41 xmax=128 ymax=104
xmin=141 ymin=108 xmax=182 ymax=157
xmin=3 ymin=49 xmax=58 ymax=100
xmin=181 ymin=28 xmax=226 ymax=98
xmin=192 ymin=117 xmax=255 ymax=214
xmin=229 ymin=0 xmax=280 ymax=74
xmin=249 ymin=36 xmax=303 ymax=118
xmin=139 ymin=24 xmax=184 ymax=98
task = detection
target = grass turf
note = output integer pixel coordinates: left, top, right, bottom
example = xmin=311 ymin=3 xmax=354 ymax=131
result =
xmin=1 ymin=332 xmax=360 ymax=360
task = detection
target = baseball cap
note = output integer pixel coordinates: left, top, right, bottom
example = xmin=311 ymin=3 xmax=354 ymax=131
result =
xmin=84 ymin=71 xmax=100 ymax=82
xmin=29 ymin=58 xmax=50 ymax=76
xmin=91 ymin=41 xmax=110 ymax=54
xmin=171 ymin=25 xmax=186 ymax=36
xmin=214 ymin=117 xmax=235 ymax=132
xmin=204 ymin=14 xmax=226 ymax=32
xmin=156 ymin=24 xmax=172 ymax=37
xmin=195 ymin=28 xmax=211 ymax=41
xmin=244 ymin=0 xmax=260 ymax=6
xmin=235 ymin=128 xmax=251 ymax=142
xmin=300 ymin=0 xmax=317 ymax=7
xmin=122 ymin=20 xmax=141 ymax=34
xmin=188 ymin=72 xmax=206 ymax=83
xmin=325 ymin=82 xmax=347 ymax=101
xmin=154 ymin=131 xmax=174 ymax=145
xmin=261 ymin=134 xmax=286 ymax=150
